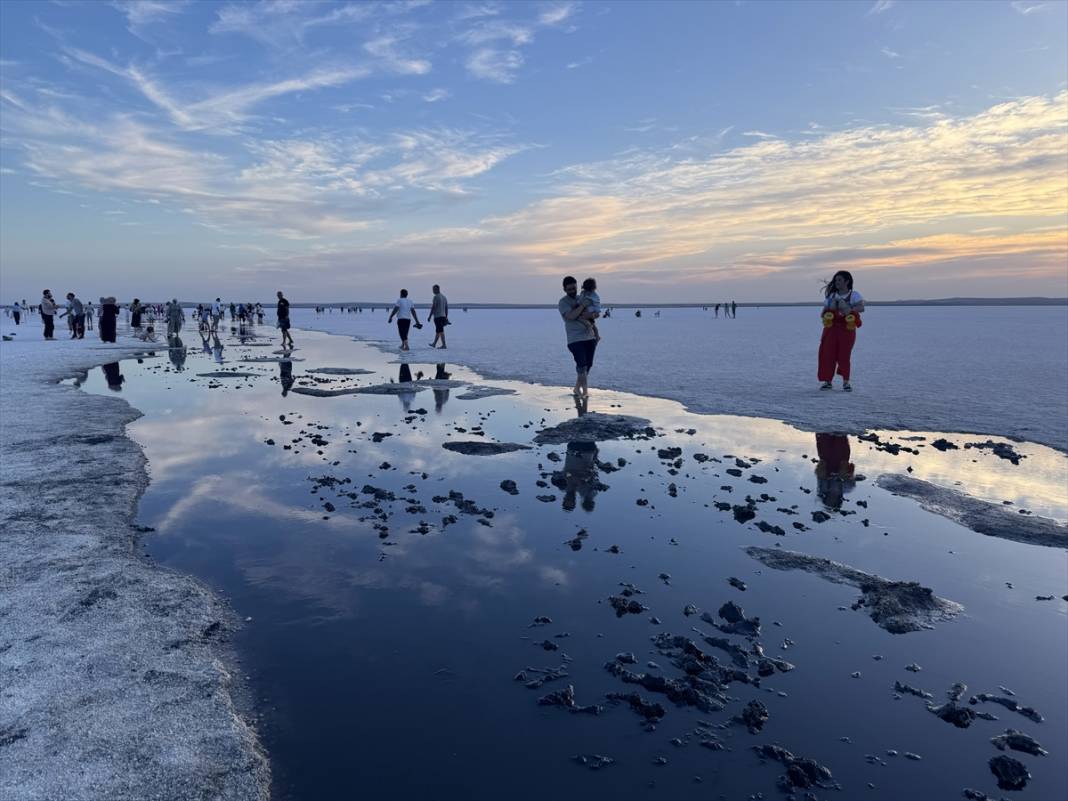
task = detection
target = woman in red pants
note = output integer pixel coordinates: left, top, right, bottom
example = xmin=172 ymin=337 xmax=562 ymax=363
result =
xmin=818 ymin=270 xmax=864 ymax=391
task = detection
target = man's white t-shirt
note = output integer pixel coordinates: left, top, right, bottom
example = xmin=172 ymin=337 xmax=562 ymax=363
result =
xmin=394 ymin=298 xmax=414 ymax=319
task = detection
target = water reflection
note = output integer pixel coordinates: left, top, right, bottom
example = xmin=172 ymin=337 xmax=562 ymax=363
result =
xmin=397 ymin=363 xmax=416 ymax=412
xmin=555 ymin=397 xmax=604 ymax=511
xmin=433 ymin=364 xmax=451 ymax=413
xmin=212 ymin=333 xmax=224 ymax=364
xmin=279 ymin=360 xmax=294 ymax=397
xmin=101 ymin=361 xmax=125 ymax=391
xmin=815 ymin=432 xmax=856 ymax=509
xmin=168 ymin=337 xmax=187 ymax=371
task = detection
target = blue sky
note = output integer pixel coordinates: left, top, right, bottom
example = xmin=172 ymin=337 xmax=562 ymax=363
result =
xmin=1 ymin=0 xmax=1066 ymax=302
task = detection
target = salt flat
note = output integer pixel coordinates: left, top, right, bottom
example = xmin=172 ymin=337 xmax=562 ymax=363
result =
xmin=293 ymin=305 xmax=1068 ymax=452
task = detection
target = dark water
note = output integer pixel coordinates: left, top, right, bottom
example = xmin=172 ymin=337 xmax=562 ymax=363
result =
xmin=78 ymin=325 xmax=1067 ymax=801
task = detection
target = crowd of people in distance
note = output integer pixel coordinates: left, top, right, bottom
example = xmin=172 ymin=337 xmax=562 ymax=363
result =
xmin=5 ymin=271 xmax=864 ymax=393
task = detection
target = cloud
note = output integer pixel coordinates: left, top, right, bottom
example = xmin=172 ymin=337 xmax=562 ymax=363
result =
xmin=458 ymin=3 xmax=577 ymax=82
xmin=538 ymin=3 xmax=576 ymax=26
xmin=237 ymin=92 xmax=1068 ymax=292
xmin=465 ymin=48 xmax=524 ymax=83
xmin=364 ymin=35 xmax=432 ymax=75
xmin=742 ymin=130 xmax=777 ymax=138
xmin=881 ymin=47 xmax=901 ymax=59
xmin=60 ymin=46 xmax=369 ymax=131
xmin=1010 ymin=1 xmax=1047 ymax=14
xmin=566 ymin=56 xmax=592 ymax=69
xmin=422 ymin=88 xmax=451 ymax=102
xmin=1 ymin=84 xmax=528 ymax=238
xmin=868 ymin=0 xmax=895 ymax=14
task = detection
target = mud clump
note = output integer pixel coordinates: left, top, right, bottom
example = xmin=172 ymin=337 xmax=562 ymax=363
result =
xmin=606 ymin=692 xmax=667 ymax=721
xmin=876 ymin=474 xmax=1066 ymax=550
xmin=746 ymin=546 xmax=963 ymax=633
xmin=538 ymin=684 xmax=603 ymax=715
xmin=989 ymin=754 xmax=1030 ymax=791
xmin=442 ymin=441 xmax=531 ymax=456
xmin=964 ymin=440 xmax=1026 ymax=465
xmin=969 ymin=693 xmax=1044 ymax=723
xmin=500 ymin=480 xmax=519 ymax=495
xmin=735 ymin=700 xmax=769 ymax=733
xmin=455 ymin=386 xmax=516 ymax=400
xmin=753 ymin=743 xmax=835 ymax=794
xmin=306 ymin=367 xmax=375 ymax=375
xmin=991 ymin=729 xmax=1047 ymax=757
xmin=534 ymin=413 xmax=655 ymax=445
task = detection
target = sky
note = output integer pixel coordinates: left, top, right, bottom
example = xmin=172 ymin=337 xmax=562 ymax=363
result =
xmin=1 ymin=0 xmax=1066 ymax=303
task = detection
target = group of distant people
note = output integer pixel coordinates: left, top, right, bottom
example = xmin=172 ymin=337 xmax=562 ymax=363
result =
xmin=8 ymin=272 xmax=863 ymax=394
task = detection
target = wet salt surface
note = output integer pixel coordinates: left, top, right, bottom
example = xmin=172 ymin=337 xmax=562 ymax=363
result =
xmin=77 ymin=326 xmax=1067 ymax=801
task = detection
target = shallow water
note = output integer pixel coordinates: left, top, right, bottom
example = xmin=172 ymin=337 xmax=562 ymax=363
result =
xmin=78 ymin=324 xmax=1067 ymax=801
xmin=291 ymin=305 xmax=1068 ymax=452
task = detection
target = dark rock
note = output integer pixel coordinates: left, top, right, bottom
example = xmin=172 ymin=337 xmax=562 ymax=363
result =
xmin=538 ymin=684 xmax=603 ymax=715
xmin=991 ymin=729 xmax=1047 ymax=756
xmin=970 ymin=693 xmax=1044 ymax=723
xmin=728 ymin=577 xmax=747 ymax=591
xmin=735 ymin=700 xmax=769 ymax=733
xmin=500 ymin=479 xmax=519 ymax=495
xmin=989 ymin=755 xmax=1030 ymax=791
xmin=753 ymin=743 xmax=834 ymax=793
xmin=572 ymin=753 xmax=614 ymax=770
xmin=606 ymin=691 xmax=666 ymax=720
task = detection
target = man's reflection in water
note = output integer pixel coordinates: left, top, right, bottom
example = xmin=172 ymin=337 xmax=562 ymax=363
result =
xmin=815 ymin=432 xmax=856 ymax=509
xmin=397 ymin=363 xmax=415 ymax=412
xmin=433 ymin=363 xmax=451 ymax=413
xmin=553 ymin=396 xmax=606 ymax=512
xmin=168 ymin=336 xmax=186 ymax=371
xmin=279 ymin=359 xmax=294 ymax=396
xmin=200 ymin=332 xmax=212 ymax=355
xmin=101 ymin=362 xmax=125 ymax=392
xmin=212 ymin=333 xmax=224 ymax=364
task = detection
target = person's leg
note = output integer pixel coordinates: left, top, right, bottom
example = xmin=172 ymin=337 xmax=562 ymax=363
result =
xmin=836 ymin=329 xmax=856 ymax=384
xmin=817 ymin=327 xmax=836 ymax=384
xmin=567 ymin=342 xmax=586 ymax=395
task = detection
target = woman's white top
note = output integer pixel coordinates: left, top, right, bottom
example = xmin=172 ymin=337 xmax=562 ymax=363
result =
xmin=823 ymin=290 xmax=863 ymax=309
xmin=394 ymin=298 xmax=414 ymax=319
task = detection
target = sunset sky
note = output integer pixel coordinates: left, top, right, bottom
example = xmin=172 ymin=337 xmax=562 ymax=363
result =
xmin=1 ymin=0 xmax=1066 ymax=302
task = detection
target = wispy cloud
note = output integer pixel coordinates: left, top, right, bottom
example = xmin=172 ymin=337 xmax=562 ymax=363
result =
xmin=465 ymin=48 xmax=524 ymax=83
xmin=251 ymin=93 xmax=1068 ymax=288
xmin=566 ymin=56 xmax=593 ymax=69
xmin=881 ymin=47 xmax=901 ymax=59
xmin=1010 ymin=1 xmax=1047 ymax=14
xmin=869 ymin=0 xmax=895 ymax=14
xmin=423 ymin=88 xmax=451 ymax=102
xmin=364 ymin=35 xmax=432 ymax=75
xmin=458 ymin=3 xmax=578 ymax=82
xmin=60 ymin=45 xmax=369 ymax=131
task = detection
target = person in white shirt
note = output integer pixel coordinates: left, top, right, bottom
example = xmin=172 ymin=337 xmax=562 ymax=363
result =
xmin=818 ymin=270 xmax=865 ymax=392
xmin=387 ymin=288 xmax=422 ymax=351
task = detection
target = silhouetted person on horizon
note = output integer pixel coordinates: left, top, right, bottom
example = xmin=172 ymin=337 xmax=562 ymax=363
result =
xmin=276 ymin=291 xmax=294 ymax=349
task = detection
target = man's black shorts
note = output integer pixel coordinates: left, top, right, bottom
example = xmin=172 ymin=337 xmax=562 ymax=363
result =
xmin=434 ymin=316 xmax=448 ymax=333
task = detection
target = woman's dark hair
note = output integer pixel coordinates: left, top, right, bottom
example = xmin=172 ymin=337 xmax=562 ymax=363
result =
xmin=133 ymin=298 xmax=139 ymax=303
xmin=581 ymin=278 xmax=597 ymax=292
xmin=824 ymin=270 xmax=854 ymax=298
xmin=400 ymin=288 xmax=408 ymax=298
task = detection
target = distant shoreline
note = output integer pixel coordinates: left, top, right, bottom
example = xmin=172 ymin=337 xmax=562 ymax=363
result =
xmin=6 ymin=297 xmax=1066 ymax=309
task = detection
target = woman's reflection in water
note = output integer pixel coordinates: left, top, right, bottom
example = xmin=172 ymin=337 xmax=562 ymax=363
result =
xmin=212 ymin=333 xmax=224 ymax=364
xmin=101 ymin=362 xmax=125 ymax=392
xmin=815 ymin=432 xmax=856 ymax=509
xmin=279 ymin=359 xmax=294 ymax=397
xmin=433 ymin=364 xmax=451 ymax=412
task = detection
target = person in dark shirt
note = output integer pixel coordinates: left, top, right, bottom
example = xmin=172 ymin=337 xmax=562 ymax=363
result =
xmin=276 ymin=291 xmax=294 ymax=349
